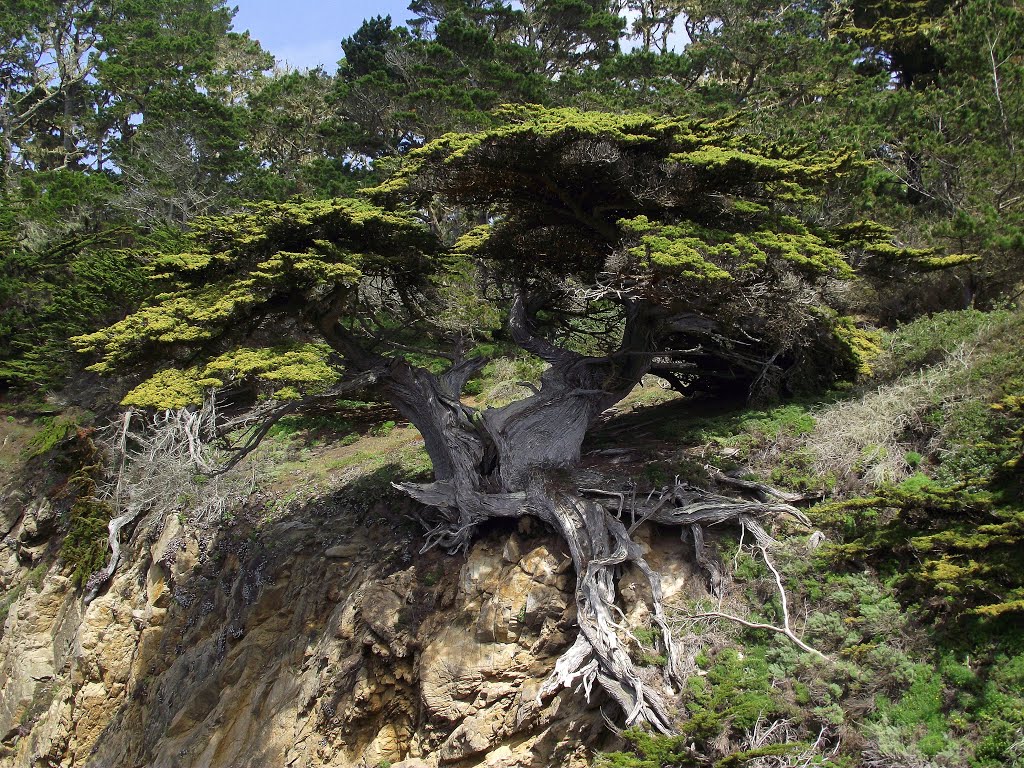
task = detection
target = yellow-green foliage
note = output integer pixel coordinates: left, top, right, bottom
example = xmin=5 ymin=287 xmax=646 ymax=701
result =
xmin=372 ymin=107 xmax=689 ymax=198
xmin=122 ymin=344 xmax=340 ymax=409
xmin=452 ymin=225 xmax=492 ymax=255
xmin=372 ymin=105 xmax=848 ymax=201
xmin=834 ymin=317 xmax=883 ymax=376
xmin=669 ymin=146 xmax=846 ymax=190
xmin=618 ymin=215 xmax=852 ymax=280
xmin=120 ymin=368 xmax=210 ymax=410
xmin=619 ymin=216 xmax=735 ymax=279
xmin=74 ymin=197 xmax=434 ymax=379
xmin=76 ymin=283 xmax=265 ymax=370
xmin=829 ymin=220 xmax=944 ymax=266
xmin=203 ymin=344 xmax=338 ymax=393
xmin=915 ymin=252 xmax=980 ymax=271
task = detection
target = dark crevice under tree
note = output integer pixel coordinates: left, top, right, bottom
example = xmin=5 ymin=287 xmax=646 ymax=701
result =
xmin=74 ymin=106 xmax=901 ymax=732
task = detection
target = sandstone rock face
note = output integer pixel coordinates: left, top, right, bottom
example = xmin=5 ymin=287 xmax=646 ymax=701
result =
xmin=0 ymin=486 xmax=676 ymax=767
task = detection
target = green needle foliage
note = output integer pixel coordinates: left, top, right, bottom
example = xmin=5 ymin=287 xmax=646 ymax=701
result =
xmin=73 ymin=198 xmax=437 ymax=405
xmin=78 ymin=106 xmax=904 ymax=408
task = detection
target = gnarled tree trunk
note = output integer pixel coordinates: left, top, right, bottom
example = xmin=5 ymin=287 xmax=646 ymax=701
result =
xmin=318 ymin=294 xmax=807 ymax=731
xmin=380 ymin=312 xmax=806 ymax=733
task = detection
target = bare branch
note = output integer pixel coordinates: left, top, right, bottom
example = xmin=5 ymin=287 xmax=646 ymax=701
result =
xmin=686 ymin=545 xmax=829 ymax=661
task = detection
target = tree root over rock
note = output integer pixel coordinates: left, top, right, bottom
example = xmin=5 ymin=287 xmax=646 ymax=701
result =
xmin=396 ymin=475 xmax=822 ymax=734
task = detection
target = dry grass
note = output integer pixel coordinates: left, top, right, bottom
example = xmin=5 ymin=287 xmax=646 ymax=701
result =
xmin=743 ymin=307 xmax=1024 ymax=493
xmin=805 ymin=348 xmax=976 ymax=488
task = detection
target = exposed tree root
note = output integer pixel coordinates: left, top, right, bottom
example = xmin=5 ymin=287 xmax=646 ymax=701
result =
xmin=396 ymin=473 xmax=820 ymax=733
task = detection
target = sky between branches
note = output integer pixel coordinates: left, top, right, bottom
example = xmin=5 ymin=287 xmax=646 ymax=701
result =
xmin=232 ymin=1 xmax=689 ymax=71
xmin=233 ymin=0 xmax=413 ymax=70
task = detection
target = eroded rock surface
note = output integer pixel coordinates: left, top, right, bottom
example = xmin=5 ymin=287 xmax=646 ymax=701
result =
xmin=0 ymin=485 xmax=687 ymax=767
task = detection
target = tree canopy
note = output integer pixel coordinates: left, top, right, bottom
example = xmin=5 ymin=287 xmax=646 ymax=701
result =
xmin=76 ymin=106 xmax=888 ymax=414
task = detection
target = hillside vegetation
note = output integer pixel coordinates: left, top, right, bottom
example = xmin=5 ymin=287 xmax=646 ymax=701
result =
xmin=1 ymin=1 xmax=1022 ymax=766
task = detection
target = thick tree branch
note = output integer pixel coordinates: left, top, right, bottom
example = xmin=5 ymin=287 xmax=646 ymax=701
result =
xmin=508 ymin=291 xmax=585 ymax=366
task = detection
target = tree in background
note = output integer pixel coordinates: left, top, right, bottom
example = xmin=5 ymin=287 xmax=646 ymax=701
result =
xmin=0 ymin=0 xmax=104 ymax=185
xmin=332 ymin=9 xmax=547 ymax=157
xmin=883 ymin=0 xmax=1024 ymax=307
xmin=516 ymin=0 xmax=625 ymax=75
xmin=625 ymin=0 xmax=688 ymax=54
xmin=0 ymin=172 xmax=149 ymax=389
xmin=841 ymin=0 xmax=952 ymax=89
xmin=0 ymin=0 xmax=271 ymax=391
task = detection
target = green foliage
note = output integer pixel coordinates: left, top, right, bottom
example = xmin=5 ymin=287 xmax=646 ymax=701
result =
xmin=668 ymin=403 xmax=817 ymax=455
xmin=596 ymin=729 xmax=695 ymax=768
xmin=801 ymin=316 xmax=1024 ymax=742
xmin=875 ymin=665 xmax=954 ymax=757
xmin=25 ymin=414 xmax=79 ymax=458
xmin=335 ymin=9 xmax=548 ymax=155
xmin=813 ymin=479 xmax=1024 ymax=625
xmin=370 ymin=420 xmax=397 ymax=437
xmin=431 ymin=253 xmax=503 ymax=339
xmin=0 ymin=177 xmax=150 ymax=390
xmin=969 ymin=651 xmax=1024 ymax=766
xmin=463 ymin=354 xmax=547 ymax=405
xmin=600 ymin=645 xmax=804 ymax=766
xmin=687 ymin=648 xmax=787 ymax=739
xmin=73 ymin=198 xmax=436 ymax=403
xmin=61 ymin=497 xmax=113 ymax=589
xmin=121 ymin=344 xmax=341 ymax=410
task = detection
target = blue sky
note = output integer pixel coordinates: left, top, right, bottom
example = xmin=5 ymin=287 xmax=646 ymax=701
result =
xmin=231 ymin=2 xmax=689 ymax=71
xmin=232 ymin=1 xmax=414 ymax=71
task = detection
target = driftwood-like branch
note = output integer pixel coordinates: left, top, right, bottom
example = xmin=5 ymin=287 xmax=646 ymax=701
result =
xmin=687 ymin=545 xmax=828 ymax=661
xmin=394 ymin=480 xmax=527 ymax=553
xmin=706 ymin=465 xmax=813 ymax=507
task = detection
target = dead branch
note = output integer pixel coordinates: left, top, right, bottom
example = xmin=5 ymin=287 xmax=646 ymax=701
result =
xmin=686 ymin=545 xmax=829 ymax=661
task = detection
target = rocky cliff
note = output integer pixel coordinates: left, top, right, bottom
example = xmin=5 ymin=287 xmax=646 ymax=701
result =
xmin=0 ymin=463 xmax=696 ymax=768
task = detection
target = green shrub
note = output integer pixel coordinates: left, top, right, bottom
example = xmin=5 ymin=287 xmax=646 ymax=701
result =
xmin=875 ymin=665 xmax=954 ymax=758
xmin=881 ymin=309 xmax=1014 ymax=376
xmin=61 ymin=497 xmax=113 ymax=588
xmin=596 ymin=729 xmax=694 ymax=768
xmin=686 ymin=648 xmax=785 ymax=739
